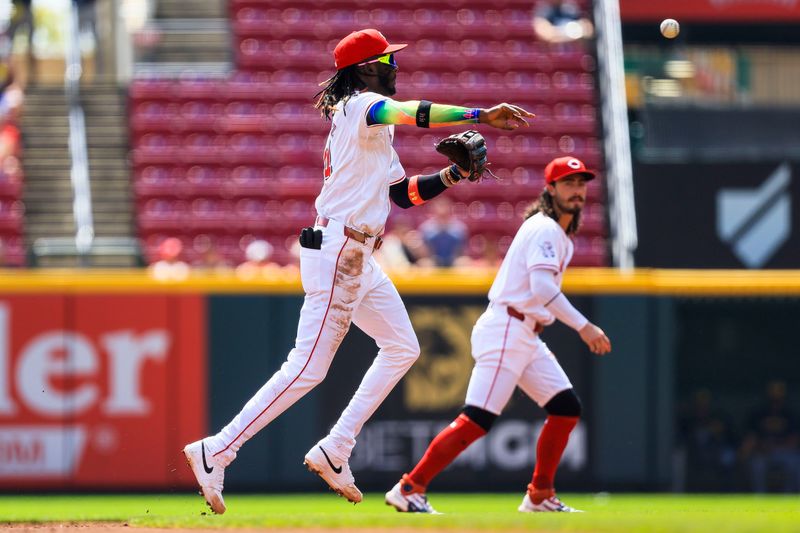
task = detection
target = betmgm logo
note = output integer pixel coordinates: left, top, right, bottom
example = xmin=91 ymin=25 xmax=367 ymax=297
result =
xmin=716 ymin=163 xmax=792 ymax=268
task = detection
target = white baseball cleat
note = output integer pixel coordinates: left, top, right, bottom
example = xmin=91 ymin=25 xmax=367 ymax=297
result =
xmin=303 ymin=444 xmax=362 ymax=503
xmin=385 ymin=475 xmax=438 ymax=514
xmin=183 ymin=439 xmax=227 ymax=514
xmin=518 ymin=491 xmax=582 ymax=513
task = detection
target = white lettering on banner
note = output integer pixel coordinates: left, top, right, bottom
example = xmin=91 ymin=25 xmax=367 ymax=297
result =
xmin=0 ymin=305 xmax=13 ymax=415
xmin=350 ymin=420 xmax=586 ymax=472
xmin=18 ymin=332 xmax=99 ymax=417
xmin=101 ymin=331 xmax=169 ymax=414
xmin=488 ymin=421 xmax=532 ymax=470
xmin=0 ymin=302 xmax=171 ymax=417
xmin=0 ymin=426 xmax=86 ymax=477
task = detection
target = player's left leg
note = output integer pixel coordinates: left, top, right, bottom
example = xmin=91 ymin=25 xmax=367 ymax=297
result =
xmin=385 ymin=406 xmax=495 ymax=513
xmin=517 ymin=342 xmax=582 ymax=513
xmin=387 ymin=305 xmax=535 ymax=513
xmin=305 ymin=259 xmax=420 ymax=503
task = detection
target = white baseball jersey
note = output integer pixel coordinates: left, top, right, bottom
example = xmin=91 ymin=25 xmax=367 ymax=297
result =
xmin=488 ymin=212 xmax=574 ymax=326
xmin=202 ymin=91 xmax=421 ymax=475
xmin=315 ymin=91 xmax=406 ymax=236
xmin=466 ymin=212 xmax=575 ymax=414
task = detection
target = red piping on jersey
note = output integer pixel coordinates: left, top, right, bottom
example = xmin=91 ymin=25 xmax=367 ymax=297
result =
xmin=214 ymin=237 xmax=351 ymax=458
xmin=389 ymin=173 xmax=407 ymax=186
xmin=529 ymin=264 xmax=559 ymax=272
xmin=483 ymin=315 xmax=512 ymax=411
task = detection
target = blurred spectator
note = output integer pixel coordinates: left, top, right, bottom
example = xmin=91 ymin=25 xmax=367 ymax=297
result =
xmin=532 ymin=0 xmax=594 ymax=44
xmin=235 ymin=239 xmax=282 ymax=279
xmin=456 ymin=237 xmax=503 ymax=269
xmin=675 ymin=388 xmax=738 ymax=492
xmin=419 ymin=199 xmax=468 ymax=267
xmin=375 ymin=219 xmax=434 ymax=270
xmin=0 ymin=64 xmax=23 ymax=176
xmin=148 ymin=237 xmax=190 ymax=281
xmin=0 ymin=240 xmax=9 ymax=267
xmin=75 ymin=0 xmax=102 ymax=75
xmin=7 ymin=0 xmax=34 ymax=81
xmin=199 ymin=244 xmax=233 ymax=275
xmin=740 ymin=381 xmax=800 ymax=493
xmin=0 ymin=29 xmax=24 ymax=122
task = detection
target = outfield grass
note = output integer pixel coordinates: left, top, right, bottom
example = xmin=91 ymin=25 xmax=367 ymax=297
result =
xmin=0 ymin=493 xmax=797 ymax=532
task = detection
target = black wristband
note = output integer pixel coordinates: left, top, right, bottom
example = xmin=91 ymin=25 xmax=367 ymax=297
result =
xmin=416 ymin=100 xmax=432 ymax=128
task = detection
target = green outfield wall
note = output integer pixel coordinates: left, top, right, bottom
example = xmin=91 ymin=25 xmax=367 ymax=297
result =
xmin=0 ymin=268 xmax=797 ymax=492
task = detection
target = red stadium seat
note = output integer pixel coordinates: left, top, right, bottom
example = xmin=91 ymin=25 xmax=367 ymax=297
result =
xmin=189 ymin=198 xmax=234 ymax=229
xmin=180 ymin=101 xmax=225 ymax=132
xmin=0 ymin=234 xmax=25 ymax=266
xmin=134 ymin=165 xmax=185 ymax=197
xmin=130 ymin=101 xmax=180 ymax=133
xmin=129 ymin=78 xmax=177 ymax=102
xmin=138 ymin=199 xmax=189 ymax=231
xmin=0 ymin=171 xmax=23 ymax=199
xmin=133 ymin=0 xmax=609 ymax=267
xmin=182 ymin=133 xmax=228 ymax=164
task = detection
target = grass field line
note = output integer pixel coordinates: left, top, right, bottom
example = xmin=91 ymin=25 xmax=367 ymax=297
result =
xmin=0 ymin=493 xmax=798 ymax=533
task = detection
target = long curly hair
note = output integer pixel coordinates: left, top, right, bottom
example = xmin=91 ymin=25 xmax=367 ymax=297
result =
xmin=314 ymin=66 xmax=365 ymax=120
xmin=523 ymin=189 xmax=581 ymax=235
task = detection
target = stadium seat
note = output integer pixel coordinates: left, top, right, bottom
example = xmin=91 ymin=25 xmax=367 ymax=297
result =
xmin=132 ymin=0 xmax=609 ymax=267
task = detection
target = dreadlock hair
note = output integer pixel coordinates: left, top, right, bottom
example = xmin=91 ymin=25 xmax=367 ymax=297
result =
xmin=523 ymin=188 xmax=582 ymax=235
xmin=314 ymin=65 xmax=367 ymax=121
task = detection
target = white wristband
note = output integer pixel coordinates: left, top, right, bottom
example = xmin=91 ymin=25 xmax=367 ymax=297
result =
xmin=546 ymin=292 xmax=589 ymax=331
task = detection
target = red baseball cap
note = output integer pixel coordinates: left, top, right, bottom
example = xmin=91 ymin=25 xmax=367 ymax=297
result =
xmin=544 ymin=156 xmax=596 ymax=184
xmin=334 ymin=29 xmax=407 ymax=70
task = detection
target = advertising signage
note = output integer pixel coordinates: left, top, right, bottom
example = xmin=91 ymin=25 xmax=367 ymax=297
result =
xmin=0 ymin=295 xmax=206 ymax=488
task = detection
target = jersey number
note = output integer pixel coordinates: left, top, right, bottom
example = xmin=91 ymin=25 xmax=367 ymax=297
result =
xmin=323 ymin=146 xmax=332 ymax=180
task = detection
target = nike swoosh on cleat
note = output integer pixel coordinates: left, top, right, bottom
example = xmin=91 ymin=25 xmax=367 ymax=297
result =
xmin=201 ymin=441 xmax=214 ymax=474
xmin=318 ymin=446 xmax=343 ymax=474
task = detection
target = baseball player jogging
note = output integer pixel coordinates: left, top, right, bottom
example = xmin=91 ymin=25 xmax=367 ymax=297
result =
xmin=182 ymin=28 xmax=534 ymax=514
xmin=385 ymin=156 xmax=612 ymax=514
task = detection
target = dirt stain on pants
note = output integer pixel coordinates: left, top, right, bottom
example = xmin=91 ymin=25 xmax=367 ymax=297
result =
xmin=329 ymin=247 xmax=364 ymax=345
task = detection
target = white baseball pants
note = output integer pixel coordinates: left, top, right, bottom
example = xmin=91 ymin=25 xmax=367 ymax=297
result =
xmin=465 ymin=303 xmax=573 ymax=415
xmin=207 ymin=218 xmax=420 ymax=466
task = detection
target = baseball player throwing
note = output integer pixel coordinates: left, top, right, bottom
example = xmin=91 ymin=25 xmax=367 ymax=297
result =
xmin=385 ymin=156 xmax=611 ymax=514
xmin=182 ymin=28 xmax=534 ymax=514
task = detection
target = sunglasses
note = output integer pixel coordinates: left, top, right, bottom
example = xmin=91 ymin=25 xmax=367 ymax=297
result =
xmin=358 ymin=53 xmax=398 ymax=69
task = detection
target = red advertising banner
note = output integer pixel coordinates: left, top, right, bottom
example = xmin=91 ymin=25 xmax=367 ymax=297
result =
xmin=620 ymin=0 xmax=800 ymax=22
xmin=0 ymin=294 xmax=206 ymax=489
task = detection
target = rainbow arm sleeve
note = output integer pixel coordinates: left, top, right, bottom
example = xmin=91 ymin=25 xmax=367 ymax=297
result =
xmin=367 ymin=99 xmax=480 ymax=128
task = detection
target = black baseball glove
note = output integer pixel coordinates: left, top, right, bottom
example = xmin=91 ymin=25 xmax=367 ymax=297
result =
xmin=434 ymin=130 xmax=491 ymax=182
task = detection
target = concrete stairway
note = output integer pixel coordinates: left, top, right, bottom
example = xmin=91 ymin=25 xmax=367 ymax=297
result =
xmin=20 ymin=84 xmax=138 ymax=267
xmin=137 ymin=0 xmax=231 ymax=76
xmin=20 ymin=86 xmax=76 ymax=258
xmin=81 ymin=83 xmax=138 ymax=266
xmin=156 ymin=0 xmax=226 ymax=19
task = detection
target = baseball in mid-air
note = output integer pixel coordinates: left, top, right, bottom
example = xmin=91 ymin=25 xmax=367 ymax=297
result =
xmin=660 ymin=18 xmax=680 ymax=39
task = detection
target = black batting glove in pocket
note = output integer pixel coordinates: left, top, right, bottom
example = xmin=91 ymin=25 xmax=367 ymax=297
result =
xmin=299 ymin=227 xmax=323 ymax=250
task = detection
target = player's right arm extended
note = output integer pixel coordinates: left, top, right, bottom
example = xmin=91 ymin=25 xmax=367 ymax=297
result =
xmin=367 ymin=99 xmax=479 ymax=128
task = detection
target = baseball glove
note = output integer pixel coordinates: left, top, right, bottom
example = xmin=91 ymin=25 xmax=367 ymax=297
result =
xmin=435 ymin=130 xmax=492 ymax=182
